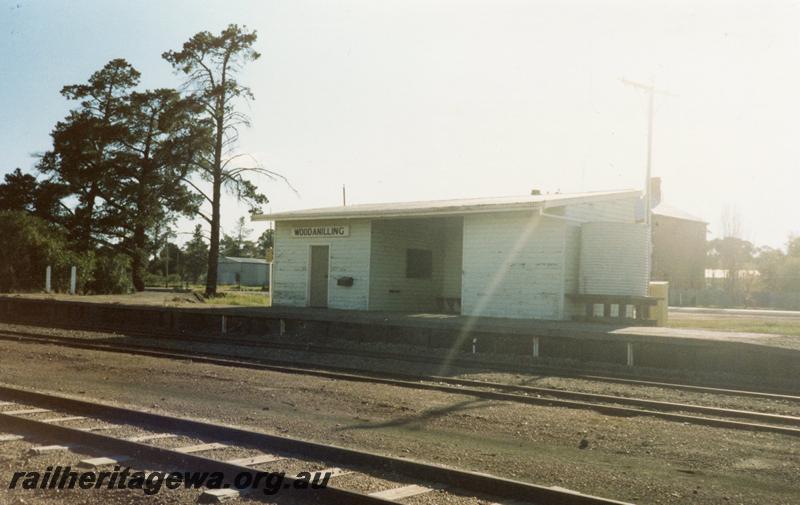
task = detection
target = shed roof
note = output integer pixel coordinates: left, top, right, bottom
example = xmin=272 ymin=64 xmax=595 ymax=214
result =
xmin=252 ymin=189 xmax=640 ymax=222
xmin=218 ymin=256 xmax=269 ymax=265
xmin=652 ymin=202 xmax=706 ymax=223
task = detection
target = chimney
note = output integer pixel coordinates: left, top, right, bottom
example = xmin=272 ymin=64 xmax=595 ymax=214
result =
xmin=649 ymin=177 xmax=662 ymax=208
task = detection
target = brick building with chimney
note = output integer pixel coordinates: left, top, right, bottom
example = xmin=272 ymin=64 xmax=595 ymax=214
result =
xmin=648 ymin=178 xmax=707 ymax=303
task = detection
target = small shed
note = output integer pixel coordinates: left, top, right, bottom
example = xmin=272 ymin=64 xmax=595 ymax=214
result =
xmin=217 ymin=256 xmax=270 ymax=287
xmin=252 ymin=189 xmax=650 ymax=320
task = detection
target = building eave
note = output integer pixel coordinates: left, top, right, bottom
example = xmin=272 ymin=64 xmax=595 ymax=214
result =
xmin=252 ymin=189 xmax=641 ymax=222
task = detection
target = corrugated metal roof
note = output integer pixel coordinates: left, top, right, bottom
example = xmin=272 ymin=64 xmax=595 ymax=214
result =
xmin=218 ymin=256 xmax=269 ymax=264
xmin=652 ymin=202 xmax=706 ymax=223
xmin=252 ymin=189 xmax=640 ymax=222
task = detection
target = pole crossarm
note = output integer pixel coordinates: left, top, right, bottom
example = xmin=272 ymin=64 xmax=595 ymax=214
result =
xmin=620 ymin=77 xmax=677 ymax=226
xmin=621 ymin=78 xmax=678 ymax=97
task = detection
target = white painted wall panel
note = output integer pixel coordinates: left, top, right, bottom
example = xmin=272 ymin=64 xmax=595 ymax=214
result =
xmin=562 ymin=224 xmax=583 ymax=317
xmin=368 ymin=219 xmax=450 ymax=311
xmin=461 ymin=213 xmax=566 ymax=320
xmin=564 ymin=197 xmax=637 ymax=222
xmin=272 ymin=220 xmax=371 ymax=309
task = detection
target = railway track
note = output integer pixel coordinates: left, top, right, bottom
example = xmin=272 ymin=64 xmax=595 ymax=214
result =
xmin=3 ymin=319 xmax=798 ymax=400
xmin=2 ymin=329 xmax=800 ymax=437
xmin=0 ymin=384 xmax=630 ymax=504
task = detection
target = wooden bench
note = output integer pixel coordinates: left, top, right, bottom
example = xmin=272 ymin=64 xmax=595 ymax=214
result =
xmin=566 ymin=293 xmax=659 ymax=325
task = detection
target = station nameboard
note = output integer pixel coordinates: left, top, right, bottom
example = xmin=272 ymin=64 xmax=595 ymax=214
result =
xmin=291 ymin=225 xmax=350 ymax=238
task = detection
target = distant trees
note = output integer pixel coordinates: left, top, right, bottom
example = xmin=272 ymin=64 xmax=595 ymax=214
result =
xmin=221 ymin=217 xmax=254 ymax=257
xmin=256 ymin=229 xmax=274 ymax=260
xmin=707 ymin=237 xmax=755 ymax=293
xmin=183 ymin=225 xmax=209 ymax=285
xmin=754 ymin=236 xmax=800 ymax=295
xmin=704 ymin=225 xmax=800 ymax=308
xmin=218 ymin=217 xmax=273 ymax=259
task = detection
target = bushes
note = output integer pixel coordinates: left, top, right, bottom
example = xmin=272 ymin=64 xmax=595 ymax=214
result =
xmin=0 ymin=211 xmax=84 ymax=292
xmin=0 ymin=211 xmax=135 ymax=294
xmin=87 ymin=252 xmax=132 ymax=294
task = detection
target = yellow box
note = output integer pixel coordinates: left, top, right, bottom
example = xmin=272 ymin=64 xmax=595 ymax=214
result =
xmin=648 ymin=281 xmax=669 ymax=326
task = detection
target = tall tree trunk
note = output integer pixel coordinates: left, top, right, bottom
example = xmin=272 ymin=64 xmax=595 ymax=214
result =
xmin=131 ymin=224 xmax=147 ymax=292
xmin=205 ymin=113 xmax=225 ymax=297
xmin=205 ymin=173 xmax=221 ymax=296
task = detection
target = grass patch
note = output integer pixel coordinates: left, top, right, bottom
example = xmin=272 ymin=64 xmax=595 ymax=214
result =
xmin=667 ymin=317 xmax=800 ymax=337
xmin=200 ymin=290 xmax=271 ymax=307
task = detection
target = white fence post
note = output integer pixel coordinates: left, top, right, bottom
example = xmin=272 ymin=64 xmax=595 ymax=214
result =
xmin=69 ymin=266 xmax=77 ymax=295
xmin=45 ymin=266 xmax=52 ymax=293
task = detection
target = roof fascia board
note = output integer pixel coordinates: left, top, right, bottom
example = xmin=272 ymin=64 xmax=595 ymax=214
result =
xmin=252 ymin=190 xmax=642 ymax=222
xmin=254 ymin=205 xmax=543 ymax=222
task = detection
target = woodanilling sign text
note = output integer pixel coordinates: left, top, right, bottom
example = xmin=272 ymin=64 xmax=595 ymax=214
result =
xmin=291 ymin=225 xmax=350 ymax=238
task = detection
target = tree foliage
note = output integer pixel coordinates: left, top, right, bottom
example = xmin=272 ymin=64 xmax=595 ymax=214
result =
xmin=36 ymin=59 xmax=211 ymax=291
xmin=96 ymin=88 xmax=207 ymax=290
xmin=163 ymin=24 xmax=289 ymax=296
xmin=2 ymin=30 xmax=286 ymax=295
xmin=183 ymin=225 xmax=209 ymax=284
xmin=39 ymin=59 xmax=141 ymax=251
xmin=0 ymin=168 xmax=70 ymax=222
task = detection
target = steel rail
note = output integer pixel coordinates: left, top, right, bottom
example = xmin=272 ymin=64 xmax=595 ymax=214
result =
xmin=2 ymin=323 xmax=799 ymax=401
xmin=13 ymin=319 xmax=800 ymax=400
xmin=3 ymin=331 xmax=800 ymax=436
xmin=0 ymin=412 xmax=395 ymax=505
xmin=0 ymin=385 xmax=631 ymax=505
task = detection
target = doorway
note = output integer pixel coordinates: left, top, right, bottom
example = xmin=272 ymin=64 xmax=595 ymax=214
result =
xmin=308 ymin=245 xmax=329 ymax=307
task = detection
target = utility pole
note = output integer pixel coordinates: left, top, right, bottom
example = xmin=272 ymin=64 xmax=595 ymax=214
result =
xmin=342 ymin=185 xmax=347 ymax=206
xmin=621 ymin=78 xmax=675 ymax=225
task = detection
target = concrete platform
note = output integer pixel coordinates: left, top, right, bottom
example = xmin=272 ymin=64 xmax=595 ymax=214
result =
xmin=8 ymin=292 xmax=800 ymax=348
xmin=0 ymin=295 xmax=798 ymax=384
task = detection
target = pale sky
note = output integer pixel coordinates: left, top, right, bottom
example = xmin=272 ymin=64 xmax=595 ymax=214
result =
xmin=1 ymin=0 xmax=798 ymax=248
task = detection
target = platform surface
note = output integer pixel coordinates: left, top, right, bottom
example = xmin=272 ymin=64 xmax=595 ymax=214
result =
xmin=4 ymin=293 xmax=799 ymax=352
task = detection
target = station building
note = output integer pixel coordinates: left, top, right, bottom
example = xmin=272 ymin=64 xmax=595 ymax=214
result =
xmin=252 ymin=190 xmax=651 ymax=320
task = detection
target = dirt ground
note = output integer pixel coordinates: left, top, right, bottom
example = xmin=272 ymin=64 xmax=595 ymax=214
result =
xmin=0 ymin=338 xmax=798 ymax=505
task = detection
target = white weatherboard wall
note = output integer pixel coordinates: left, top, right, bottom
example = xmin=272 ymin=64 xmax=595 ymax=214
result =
xmin=565 ymin=198 xmax=637 ymax=222
xmin=272 ymin=220 xmax=371 ymax=309
xmin=579 ymin=222 xmax=651 ymax=296
xmin=368 ymin=218 xmax=462 ymax=311
xmin=562 ymin=224 xmax=583 ymax=318
xmin=461 ymin=212 xmax=567 ymax=320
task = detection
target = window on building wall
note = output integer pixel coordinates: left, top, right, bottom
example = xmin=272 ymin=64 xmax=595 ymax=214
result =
xmin=406 ymin=249 xmax=433 ymax=279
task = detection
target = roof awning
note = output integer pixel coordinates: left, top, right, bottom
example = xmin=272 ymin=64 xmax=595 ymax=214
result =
xmin=252 ymin=189 xmax=641 ymax=222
